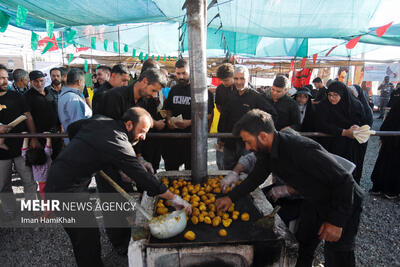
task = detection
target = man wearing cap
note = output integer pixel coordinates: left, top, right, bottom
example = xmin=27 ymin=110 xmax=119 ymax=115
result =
xmin=264 ymin=75 xmax=300 ymax=131
xmin=0 ymin=64 xmax=39 ymax=221
xmin=25 ymin=70 xmax=62 ymax=158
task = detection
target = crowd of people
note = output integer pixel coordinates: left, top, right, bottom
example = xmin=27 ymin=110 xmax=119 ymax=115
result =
xmin=0 ymin=59 xmax=399 ymax=267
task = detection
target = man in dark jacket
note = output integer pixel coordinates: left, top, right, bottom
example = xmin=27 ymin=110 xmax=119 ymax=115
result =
xmin=45 ymin=107 xmax=191 ymax=267
xmin=218 ymin=65 xmax=277 ymax=170
xmin=265 ymin=75 xmax=300 ymax=131
xmin=216 ymin=109 xmax=361 ymax=267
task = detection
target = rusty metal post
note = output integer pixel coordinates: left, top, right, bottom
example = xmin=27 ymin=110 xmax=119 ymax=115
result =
xmin=187 ymin=0 xmax=208 ymax=183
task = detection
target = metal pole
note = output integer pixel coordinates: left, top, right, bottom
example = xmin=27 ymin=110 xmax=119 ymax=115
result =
xmin=187 ymin=0 xmax=208 ymax=183
xmin=61 ymin=32 xmax=65 ymax=66
xmin=118 ymin=25 xmax=121 ymax=63
xmin=147 ymin=24 xmax=151 ymax=55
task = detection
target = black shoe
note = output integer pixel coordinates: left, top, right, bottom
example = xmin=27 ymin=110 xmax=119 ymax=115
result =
xmin=384 ymin=193 xmax=398 ymax=200
xmin=369 ymin=188 xmax=382 ymax=196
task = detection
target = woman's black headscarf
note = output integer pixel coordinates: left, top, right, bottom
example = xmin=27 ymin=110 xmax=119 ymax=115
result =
xmin=353 ymin=84 xmax=373 ymax=126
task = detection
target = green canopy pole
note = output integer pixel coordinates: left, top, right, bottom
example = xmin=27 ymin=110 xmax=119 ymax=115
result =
xmin=187 ymin=0 xmax=208 ymax=183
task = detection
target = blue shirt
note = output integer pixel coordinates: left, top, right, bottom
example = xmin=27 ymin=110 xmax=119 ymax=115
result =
xmin=58 ymin=86 xmax=92 ymax=143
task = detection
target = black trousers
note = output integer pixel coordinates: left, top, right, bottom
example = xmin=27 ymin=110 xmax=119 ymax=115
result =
xmin=95 ymin=167 xmax=133 ymax=254
xmin=162 ymin=138 xmax=191 ymax=170
xmin=295 ymin=196 xmax=362 ymax=267
xmin=64 ymin=226 xmax=103 ymax=267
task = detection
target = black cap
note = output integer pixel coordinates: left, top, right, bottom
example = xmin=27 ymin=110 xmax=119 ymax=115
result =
xmin=294 ymin=87 xmax=312 ymax=97
xmin=29 ymin=70 xmax=45 ymax=81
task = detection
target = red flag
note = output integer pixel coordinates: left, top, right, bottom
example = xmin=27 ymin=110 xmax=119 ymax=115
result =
xmin=38 ymin=35 xmax=58 ymax=51
xmin=325 ymin=45 xmax=338 ymax=56
xmin=300 ymin=57 xmax=307 ymax=68
xmin=346 ymin=36 xmax=362 ymax=49
xmin=290 ymin=60 xmax=294 ymax=72
xmin=376 ymin=22 xmax=393 ymax=37
xmin=312 ymin=53 xmax=318 ymax=64
xmin=76 ymin=46 xmax=90 ymax=52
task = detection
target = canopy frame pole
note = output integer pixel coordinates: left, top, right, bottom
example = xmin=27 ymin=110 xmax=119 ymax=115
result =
xmin=187 ymin=0 xmax=208 ymax=183
xmin=118 ymin=25 xmax=121 ymax=63
xmin=61 ymin=32 xmax=65 ymax=66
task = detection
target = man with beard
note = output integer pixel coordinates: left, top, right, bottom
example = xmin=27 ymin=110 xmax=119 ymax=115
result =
xmin=216 ymin=109 xmax=361 ymax=267
xmin=11 ymin=69 xmax=29 ymax=94
xmin=92 ymin=64 xmax=130 ymax=112
xmin=45 ymin=107 xmax=191 ymax=267
xmin=45 ymin=67 xmax=63 ymax=102
xmin=0 ymin=64 xmax=39 ymax=221
xmin=95 ymin=65 xmax=111 ymax=89
xmin=163 ymin=59 xmax=214 ymax=170
xmin=218 ymin=65 xmax=277 ymax=170
xmin=92 ymin=68 xmax=167 ymax=254
xmin=25 ymin=70 xmax=63 ymax=158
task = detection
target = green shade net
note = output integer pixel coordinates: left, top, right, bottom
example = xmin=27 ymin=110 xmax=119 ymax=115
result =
xmin=16 ymin=5 xmax=28 ymax=27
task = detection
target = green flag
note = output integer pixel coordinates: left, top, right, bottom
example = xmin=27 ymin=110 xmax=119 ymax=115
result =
xmin=103 ymin=39 xmax=108 ymax=51
xmin=132 ymin=49 xmax=136 ymax=58
xmin=84 ymin=60 xmax=88 ymax=72
xmin=91 ymin=37 xmax=96 ymax=49
xmin=113 ymin=41 xmax=118 ymax=52
xmin=65 ymin=28 xmax=76 ymax=44
xmin=144 ymin=54 xmax=149 ymax=61
xmin=168 ymin=56 xmax=171 ymax=60
xmin=163 ymin=54 xmax=166 ymax=62
xmin=0 ymin=10 xmax=11 ymax=32
xmin=295 ymin=38 xmax=308 ymax=58
xmin=46 ymin=20 xmax=54 ymax=38
xmin=138 ymin=52 xmax=143 ymax=60
xmin=31 ymin=31 xmax=39 ymax=51
xmin=16 ymin=5 xmax=28 ymax=27
xmin=41 ymin=41 xmax=54 ymax=54
xmin=156 ymin=55 xmax=160 ymax=61
xmin=151 ymin=55 xmax=155 ymax=59
xmin=68 ymin=54 xmax=74 ymax=65
xmin=96 ymin=64 xmax=99 ymax=69
xmin=124 ymin=44 xmax=128 ymax=53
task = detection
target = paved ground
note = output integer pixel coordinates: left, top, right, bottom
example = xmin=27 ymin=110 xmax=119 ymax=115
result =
xmin=0 ymin=115 xmax=399 ymax=266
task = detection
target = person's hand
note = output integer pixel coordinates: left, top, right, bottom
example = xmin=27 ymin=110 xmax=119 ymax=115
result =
xmin=318 ymin=222 xmax=343 ymax=242
xmin=30 ymin=138 xmax=42 ymax=149
xmin=267 ymin=185 xmax=291 ymax=202
xmin=166 ymin=119 xmax=175 ymax=130
xmin=174 ymin=120 xmax=190 ymax=129
xmin=220 ymin=171 xmax=239 ymax=192
xmin=138 ymin=156 xmax=154 ymax=174
xmin=169 ymin=195 xmax=192 ymax=214
xmin=153 ymin=120 xmax=166 ymax=131
xmin=342 ymin=125 xmax=359 ymax=139
xmin=215 ymin=196 xmax=232 ymax=212
xmin=0 ymin=125 xmax=10 ymax=134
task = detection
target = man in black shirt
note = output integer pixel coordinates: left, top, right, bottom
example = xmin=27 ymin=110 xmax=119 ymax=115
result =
xmin=216 ymin=109 xmax=361 ymax=267
xmin=215 ymin=63 xmax=235 ymax=170
xmin=0 ymin=64 xmax=39 ymax=219
xmin=25 ymin=70 xmax=62 ymax=158
xmin=163 ymin=59 xmax=214 ymax=170
xmin=45 ymin=107 xmax=191 ymax=267
xmin=92 ymin=64 xmax=130 ymax=111
xmin=218 ymin=65 xmax=277 ymax=170
xmin=265 ymin=75 xmax=300 ymax=131
xmin=92 ymin=67 xmax=167 ymax=253
xmin=312 ymin=77 xmax=327 ymax=104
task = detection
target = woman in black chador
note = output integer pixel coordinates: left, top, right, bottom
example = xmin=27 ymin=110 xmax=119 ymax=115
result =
xmin=315 ymin=81 xmax=368 ymax=184
xmin=370 ymin=100 xmax=400 ymax=199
